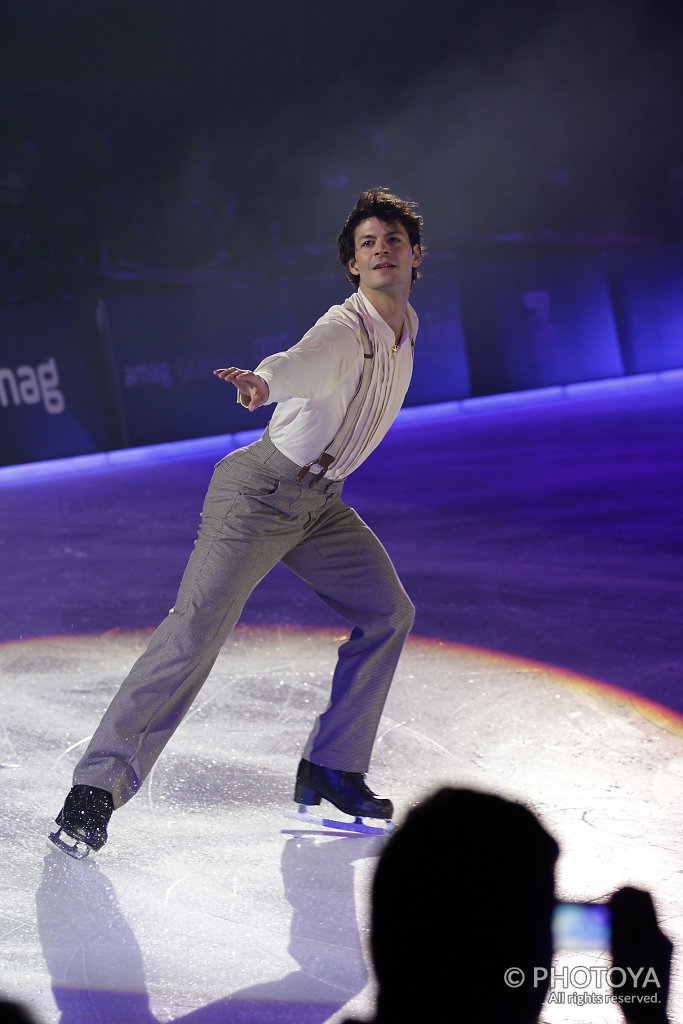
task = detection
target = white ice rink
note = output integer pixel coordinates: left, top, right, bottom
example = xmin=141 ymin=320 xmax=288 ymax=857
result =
xmin=1 ymin=625 xmax=681 ymax=1023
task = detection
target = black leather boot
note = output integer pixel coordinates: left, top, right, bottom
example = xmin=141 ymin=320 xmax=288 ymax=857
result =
xmin=50 ymin=785 xmax=114 ymax=858
xmin=294 ymin=758 xmax=393 ymax=819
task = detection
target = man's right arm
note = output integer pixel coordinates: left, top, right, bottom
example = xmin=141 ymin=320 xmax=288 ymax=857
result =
xmin=253 ymin=321 xmax=362 ymax=405
xmin=213 ymin=320 xmax=361 ymax=411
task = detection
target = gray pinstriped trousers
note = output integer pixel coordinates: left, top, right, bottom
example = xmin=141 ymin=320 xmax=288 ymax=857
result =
xmin=73 ymin=432 xmax=415 ymax=808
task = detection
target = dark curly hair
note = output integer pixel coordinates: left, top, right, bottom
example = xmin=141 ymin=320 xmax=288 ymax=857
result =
xmin=337 ymin=187 xmax=424 ymax=289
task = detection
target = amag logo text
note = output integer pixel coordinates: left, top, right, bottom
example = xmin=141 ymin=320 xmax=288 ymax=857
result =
xmin=0 ymin=357 xmax=65 ymax=414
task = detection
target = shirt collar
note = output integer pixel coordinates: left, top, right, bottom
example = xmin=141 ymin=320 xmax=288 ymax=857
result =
xmin=353 ymin=288 xmax=413 ymax=348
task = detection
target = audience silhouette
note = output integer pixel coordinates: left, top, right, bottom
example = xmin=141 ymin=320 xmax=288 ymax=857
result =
xmin=342 ymin=787 xmax=672 ymax=1024
xmin=0 ymin=999 xmax=38 ymax=1023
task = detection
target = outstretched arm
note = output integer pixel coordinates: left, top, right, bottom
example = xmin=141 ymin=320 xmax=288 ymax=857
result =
xmin=213 ymin=367 xmax=270 ymax=412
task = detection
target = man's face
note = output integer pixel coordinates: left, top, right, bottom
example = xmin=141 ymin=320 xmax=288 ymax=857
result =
xmin=348 ymin=217 xmax=420 ymax=296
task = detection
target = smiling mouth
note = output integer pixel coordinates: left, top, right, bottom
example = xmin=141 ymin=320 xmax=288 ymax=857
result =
xmin=373 ymin=263 xmax=395 ymax=270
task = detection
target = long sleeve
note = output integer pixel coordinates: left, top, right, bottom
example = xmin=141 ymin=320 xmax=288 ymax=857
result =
xmin=255 ymin=320 xmax=363 ymax=404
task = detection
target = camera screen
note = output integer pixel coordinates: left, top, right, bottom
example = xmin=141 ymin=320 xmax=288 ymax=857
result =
xmin=552 ymin=902 xmax=611 ymax=950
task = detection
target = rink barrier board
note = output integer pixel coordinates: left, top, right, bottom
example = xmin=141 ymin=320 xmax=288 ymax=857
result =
xmin=1 ymin=244 xmax=682 ymax=467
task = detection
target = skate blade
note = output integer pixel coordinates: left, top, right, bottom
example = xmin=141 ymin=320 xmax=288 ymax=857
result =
xmin=48 ymin=827 xmax=92 ymax=860
xmin=284 ymin=804 xmax=395 ymax=836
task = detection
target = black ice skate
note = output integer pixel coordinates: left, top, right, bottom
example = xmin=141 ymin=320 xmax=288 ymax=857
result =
xmin=49 ymin=785 xmax=114 ymax=860
xmin=285 ymin=758 xmax=395 ymax=835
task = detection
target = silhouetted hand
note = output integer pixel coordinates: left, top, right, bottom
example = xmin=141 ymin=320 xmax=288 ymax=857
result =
xmin=610 ymin=887 xmax=672 ymax=1024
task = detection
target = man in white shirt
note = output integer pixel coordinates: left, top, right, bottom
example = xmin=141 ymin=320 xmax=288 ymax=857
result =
xmin=50 ymin=189 xmax=423 ymax=858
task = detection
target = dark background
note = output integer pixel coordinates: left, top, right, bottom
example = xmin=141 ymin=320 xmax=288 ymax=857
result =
xmin=2 ymin=0 xmax=683 ymax=302
xmin=2 ymin=1 xmax=683 ymax=468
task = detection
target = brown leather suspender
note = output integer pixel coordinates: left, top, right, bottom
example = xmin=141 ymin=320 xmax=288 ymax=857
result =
xmin=295 ymin=301 xmax=375 ymax=486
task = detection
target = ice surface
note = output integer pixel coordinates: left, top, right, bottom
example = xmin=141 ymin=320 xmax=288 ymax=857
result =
xmin=0 ymin=627 xmax=681 ymax=1023
xmin=1 ymin=378 xmax=682 ymax=1022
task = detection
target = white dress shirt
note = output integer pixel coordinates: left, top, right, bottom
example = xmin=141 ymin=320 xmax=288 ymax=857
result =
xmin=253 ymin=289 xmax=418 ymax=480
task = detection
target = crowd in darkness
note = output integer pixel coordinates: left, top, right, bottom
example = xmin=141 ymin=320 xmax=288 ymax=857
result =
xmin=2 ymin=0 xmax=682 ymax=307
xmin=0 ymin=83 xmax=402 ymax=305
xmin=0 ymin=126 xmax=250 ymax=304
xmin=1 ymin=88 xmax=682 ymax=306
xmin=0 ymin=117 xmax=389 ymax=304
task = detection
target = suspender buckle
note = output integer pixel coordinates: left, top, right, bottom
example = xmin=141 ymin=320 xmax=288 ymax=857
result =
xmin=296 ymin=451 xmax=335 ymax=486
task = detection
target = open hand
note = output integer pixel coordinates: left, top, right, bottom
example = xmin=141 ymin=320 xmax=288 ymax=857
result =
xmin=213 ymin=367 xmax=269 ymax=412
